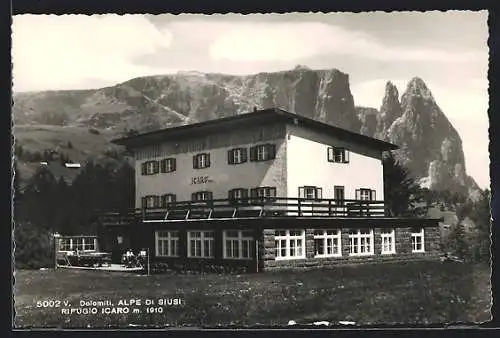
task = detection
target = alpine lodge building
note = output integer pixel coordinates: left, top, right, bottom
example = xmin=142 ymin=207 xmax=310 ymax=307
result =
xmin=95 ymin=108 xmax=441 ymax=272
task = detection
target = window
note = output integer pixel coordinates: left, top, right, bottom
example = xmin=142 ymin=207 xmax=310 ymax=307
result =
xmin=193 ymin=153 xmax=211 ymax=169
xmin=298 ymin=186 xmax=323 ymax=200
xmin=314 ymin=230 xmax=342 ymax=257
xmin=160 ymin=194 xmax=176 ymax=208
xmin=59 ymin=238 xmax=72 ymax=251
xmin=223 ymin=230 xmax=254 ymax=259
xmin=250 ymin=187 xmax=277 ymax=203
xmin=83 ymin=238 xmax=96 ymax=251
xmin=141 ymin=160 xmax=160 ymax=175
xmin=250 ymin=144 xmax=276 ymax=162
xmin=381 ymin=228 xmax=396 ymax=254
xmin=58 ymin=238 xmax=96 ymax=252
xmin=411 ymin=227 xmax=425 ymax=253
xmin=156 ymin=231 xmax=179 ymax=257
xmin=355 ymin=188 xmax=376 ymax=201
xmin=160 ymin=158 xmax=176 ymax=173
xmin=228 ymin=148 xmax=248 ymax=165
xmin=334 ymin=186 xmax=345 ymax=205
xmin=187 ymin=231 xmax=214 ymax=258
xmin=348 ymin=229 xmax=374 ymax=256
xmin=191 ymin=191 xmax=213 ymax=202
xmin=228 ymin=188 xmax=249 ymax=203
xmin=327 ymin=147 xmax=349 ymax=163
xmin=142 ymin=195 xmax=160 ymax=209
xmin=274 ymin=230 xmax=306 ymax=260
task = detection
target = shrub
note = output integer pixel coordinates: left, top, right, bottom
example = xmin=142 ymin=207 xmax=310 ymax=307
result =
xmin=14 ymin=221 xmax=54 ymax=269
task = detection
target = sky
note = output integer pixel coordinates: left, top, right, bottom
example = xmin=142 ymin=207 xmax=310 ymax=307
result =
xmin=11 ymin=12 xmax=489 ymax=189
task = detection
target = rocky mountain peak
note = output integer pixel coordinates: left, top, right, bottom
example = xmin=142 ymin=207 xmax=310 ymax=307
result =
xmin=403 ymin=76 xmax=435 ymax=103
xmin=376 ymin=81 xmax=402 ymax=139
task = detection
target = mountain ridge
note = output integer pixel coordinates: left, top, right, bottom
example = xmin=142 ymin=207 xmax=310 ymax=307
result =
xmin=12 ymin=67 xmax=480 ymax=196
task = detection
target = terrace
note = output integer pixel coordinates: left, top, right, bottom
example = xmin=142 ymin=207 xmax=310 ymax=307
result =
xmin=96 ymin=197 xmax=387 ymax=226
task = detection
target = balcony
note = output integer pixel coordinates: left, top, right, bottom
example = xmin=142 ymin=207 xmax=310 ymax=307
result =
xmin=96 ymin=198 xmax=387 ymax=225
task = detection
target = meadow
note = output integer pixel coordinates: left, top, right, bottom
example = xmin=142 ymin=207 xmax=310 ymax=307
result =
xmin=13 ymin=261 xmax=491 ymax=329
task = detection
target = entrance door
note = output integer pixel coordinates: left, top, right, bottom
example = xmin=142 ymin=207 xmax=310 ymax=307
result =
xmin=334 ymin=186 xmax=345 ymax=216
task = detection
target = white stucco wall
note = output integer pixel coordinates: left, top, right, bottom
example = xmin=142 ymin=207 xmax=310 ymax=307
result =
xmin=286 ymin=124 xmax=385 ymax=201
xmin=133 ymin=124 xmax=287 ymax=207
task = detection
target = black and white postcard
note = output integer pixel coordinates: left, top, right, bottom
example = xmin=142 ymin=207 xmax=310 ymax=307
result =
xmin=12 ymin=11 xmax=492 ymax=329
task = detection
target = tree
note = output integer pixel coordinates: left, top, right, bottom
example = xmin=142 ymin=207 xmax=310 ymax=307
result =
xmin=447 ymin=221 xmax=468 ymax=259
xmin=20 ymin=166 xmax=58 ymax=229
xmin=468 ymin=189 xmax=491 ymax=262
xmin=383 ymin=152 xmax=427 ymax=217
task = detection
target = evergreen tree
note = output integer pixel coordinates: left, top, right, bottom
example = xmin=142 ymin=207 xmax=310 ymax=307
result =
xmin=21 ymin=166 xmax=58 ymax=230
xmin=447 ymin=221 xmax=468 ymax=260
xmin=469 ymin=189 xmax=491 ymax=262
xmin=383 ymin=152 xmax=427 ymax=217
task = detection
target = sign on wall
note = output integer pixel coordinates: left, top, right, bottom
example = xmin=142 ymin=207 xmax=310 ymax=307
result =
xmin=190 ymin=176 xmax=214 ymax=185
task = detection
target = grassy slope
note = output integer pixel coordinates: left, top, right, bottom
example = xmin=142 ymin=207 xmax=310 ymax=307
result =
xmin=13 ymin=124 xmax=123 ymax=183
xmin=13 ymin=261 xmax=491 ymax=328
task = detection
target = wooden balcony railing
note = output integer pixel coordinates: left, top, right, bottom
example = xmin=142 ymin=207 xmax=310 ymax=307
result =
xmin=95 ymin=198 xmax=387 ymax=224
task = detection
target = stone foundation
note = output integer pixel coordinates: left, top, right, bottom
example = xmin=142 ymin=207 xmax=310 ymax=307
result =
xmin=262 ymin=226 xmax=441 ymax=271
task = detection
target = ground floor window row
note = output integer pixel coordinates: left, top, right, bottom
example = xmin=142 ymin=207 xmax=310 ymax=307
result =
xmin=155 ymin=230 xmax=254 ymax=259
xmin=58 ymin=237 xmax=97 ymax=252
xmin=276 ymin=228 xmax=425 ymax=260
xmin=155 ymin=228 xmax=426 ymax=260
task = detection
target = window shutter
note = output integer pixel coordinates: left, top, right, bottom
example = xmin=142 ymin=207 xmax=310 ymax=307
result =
xmin=316 ymin=187 xmax=323 ymax=199
xmin=171 ymin=159 xmax=176 ymax=172
xmin=171 ymin=194 xmax=176 ymax=202
xmin=193 ymin=155 xmax=198 ymax=169
xmin=207 ymin=191 xmax=213 ymax=200
xmin=160 ymin=159 xmax=167 ymax=173
xmin=141 ymin=163 xmax=147 ymax=175
xmin=160 ymin=194 xmax=167 ymax=208
xmin=355 ymin=189 xmax=361 ymax=200
xmin=191 ymin=192 xmax=197 ymax=201
xmin=241 ymin=148 xmax=248 ymax=163
xmin=249 ymin=146 xmax=257 ymax=161
xmin=370 ymin=190 xmax=376 ymax=201
xmin=153 ymin=161 xmax=160 ymax=174
xmin=141 ymin=197 xmax=147 ymax=209
xmin=327 ymin=147 xmax=333 ymax=162
xmin=268 ymin=144 xmax=276 ymax=159
xmin=153 ymin=195 xmax=160 ymax=208
xmin=298 ymin=187 xmax=305 ymax=198
xmin=206 ymin=153 xmax=211 ymax=167
xmin=227 ymin=150 xmax=233 ymax=165
xmin=344 ymin=150 xmax=350 ymax=163
xmin=228 ymin=189 xmax=234 ymax=200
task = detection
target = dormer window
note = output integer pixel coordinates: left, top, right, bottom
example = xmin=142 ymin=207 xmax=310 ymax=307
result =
xmin=193 ymin=153 xmax=211 ymax=169
xmin=327 ymin=147 xmax=349 ymax=163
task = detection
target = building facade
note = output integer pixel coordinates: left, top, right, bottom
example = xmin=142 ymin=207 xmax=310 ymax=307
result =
xmin=97 ymin=108 xmax=441 ymax=272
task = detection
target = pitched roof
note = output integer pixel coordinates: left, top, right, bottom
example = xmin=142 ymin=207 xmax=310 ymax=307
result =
xmin=112 ymin=108 xmax=399 ymax=151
